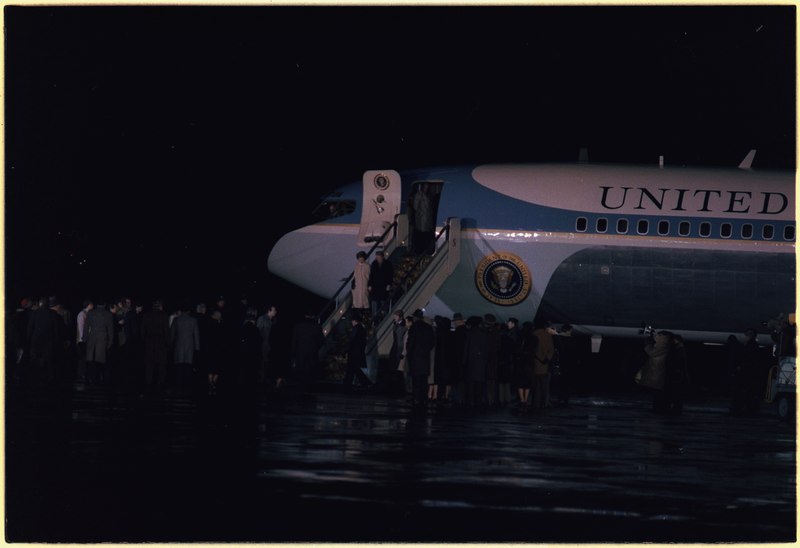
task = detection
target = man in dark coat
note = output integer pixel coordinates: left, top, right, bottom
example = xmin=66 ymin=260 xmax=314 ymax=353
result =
xmin=388 ymin=309 xmax=407 ymax=395
xmin=450 ymin=313 xmax=467 ymax=403
xmin=10 ymin=298 xmax=33 ymax=384
xmin=171 ymin=304 xmax=201 ymax=395
xmin=731 ymin=328 xmax=764 ymax=416
xmin=406 ymin=309 xmax=435 ymax=406
xmin=291 ymin=312 xmax=325 ymax=391
xmin=141 ymin=300 xmax=170 ymax=398
xmin=85 ymin=300 xmax=114 ymax=385
xmin=368 ymin=250 xmax=394 ymax=325
xmin=26 ymin=297 xmax=66 ymax=386
xmin=463 ymin=315 xmax=490 ymax=407
xmin=343 ymin=311 xmax=372 ymax=392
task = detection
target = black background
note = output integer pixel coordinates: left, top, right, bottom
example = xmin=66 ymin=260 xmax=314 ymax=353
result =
xmin=5 ymin=5 xmax=795 ymax=314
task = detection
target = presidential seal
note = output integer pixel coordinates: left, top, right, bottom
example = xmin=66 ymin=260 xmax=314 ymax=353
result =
xmin=475 ymin=252 xmax=532 ymax=306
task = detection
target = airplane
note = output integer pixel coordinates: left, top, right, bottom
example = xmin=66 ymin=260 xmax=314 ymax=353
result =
xmin=268 ymin=151 xmax=796 ymax=356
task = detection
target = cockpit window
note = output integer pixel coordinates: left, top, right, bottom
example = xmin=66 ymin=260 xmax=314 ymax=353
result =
xmin=313 ymin=200 xmax=356 ymax=220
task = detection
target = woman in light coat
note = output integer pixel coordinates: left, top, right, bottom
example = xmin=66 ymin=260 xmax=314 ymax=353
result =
xmin=351 ymin=251 xmax=371 ymax=312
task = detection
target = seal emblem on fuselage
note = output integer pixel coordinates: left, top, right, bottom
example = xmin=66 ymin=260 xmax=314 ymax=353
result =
xmin=475 ymin=252 xmax=532 ymax=306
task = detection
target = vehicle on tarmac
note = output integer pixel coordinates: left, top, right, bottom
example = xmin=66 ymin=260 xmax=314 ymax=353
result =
xmin=765 ymin=313 xmax=796 ymax=421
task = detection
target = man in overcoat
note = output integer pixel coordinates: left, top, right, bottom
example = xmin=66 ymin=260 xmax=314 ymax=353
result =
xmin=85 ymin=300 xmax=114 ymax=384
xmin=406 ymin=309 xmax=435 ymax=406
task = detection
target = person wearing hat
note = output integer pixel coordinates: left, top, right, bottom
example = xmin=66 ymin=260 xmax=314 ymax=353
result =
xmin=406 ymin=309 xmax=435 ymax=406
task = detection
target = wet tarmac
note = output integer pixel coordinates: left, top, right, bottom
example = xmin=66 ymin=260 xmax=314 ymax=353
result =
xmin=5 ymin=381 xmax=796 ymax=543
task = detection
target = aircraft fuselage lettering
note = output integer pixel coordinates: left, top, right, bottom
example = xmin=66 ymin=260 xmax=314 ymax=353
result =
xmin=599 ymin=186 xmax=788 ymax=215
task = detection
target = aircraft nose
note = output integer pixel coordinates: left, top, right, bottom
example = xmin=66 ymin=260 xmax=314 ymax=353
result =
xmin=268 ymin=228 xmax=309 ymax=284
xmin=267 ymin=224 xmax=351 ymax=298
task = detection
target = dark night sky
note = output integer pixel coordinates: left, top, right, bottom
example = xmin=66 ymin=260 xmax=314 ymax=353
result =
xmin=5 ymin=5 xmax=796 ymax=313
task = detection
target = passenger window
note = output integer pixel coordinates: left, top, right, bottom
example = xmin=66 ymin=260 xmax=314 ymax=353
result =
xmin=699 ymin=222 xmax=711 ymax=237
xmin=720 ymin=223 xmax=732 ymax=238
xmin=742 ymin=224 xmax=753 ymax=239
xmin=763 ymin=225 xmax=774 ymax=240
xmin=637 ymin=220 xmax=649 ymax=235
xmin=784 ymin=225 xmax=796 ymax=241
xmin=616 ymin=219 xmax=628 ymax=234
xmin=576 ymin=217 xmax=588 ymax=232
xmin=596 ymin=218 xmax=608 ymax=233
xmin=658 ymin=220 xmax=669 ymax=236
xmin=679 ymin=221 xmax=690 ymax=236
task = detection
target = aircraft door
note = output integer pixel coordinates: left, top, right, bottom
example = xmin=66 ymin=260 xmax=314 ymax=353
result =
xmin=358 ymin=170 xmax=402 ymax=247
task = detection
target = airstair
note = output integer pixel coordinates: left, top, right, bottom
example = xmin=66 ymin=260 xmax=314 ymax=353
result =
xmin=315 ymin=215 xmax=462 ymax=382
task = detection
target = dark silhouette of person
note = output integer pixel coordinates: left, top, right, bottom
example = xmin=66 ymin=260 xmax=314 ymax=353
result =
xmin=141 ymin=300 xmax=170 ymax=399
xmin=388 ymin=309 xmax=407 ymax=396
xmin=483 ymin=314 xmax=501 ymax=406
xmin=204 ymin=309 xmax=225 ymax=396
xmin=660 ymin=333 xmax=690 ymax=415
xmin=85 ymin=299 xmax=114 ymax=385
xmin=10 ymin=297 xmax=34 ymax=384
xmin=450 ymin=313 xmax=467 ymax=403
xmin=291 ymin=312 xmax=325 ymax=392
xmin=171 ymin=304 xmax=201 ymax=395
xmin=26 ymin=296 xmax=67 ymax=387
xmin=515 ymin=321 xmax=537 ymax=408
xmin=553 ymin=323 xmax=580 ymax=406
xmin=368 ymin=250 xmax=394 ymax=325
xmin=236 ymin=308 xmax=262 ymax=400
xmin=463 ymin=315 xmax=490 ymax=407
xmin=343 ymin=311 xmax=372 ymax=392
xmin=498 ymin=318 xmax=521 ymax=406
xmin=411 ymin=183 xmax=436 ymax=255
xmin=433 ymin=315 xmax=456 ymax=403
xmin=731 ymin=328 xmax=764 ymax=416
xmin=406 ymin=309 xmax=436 ymax=406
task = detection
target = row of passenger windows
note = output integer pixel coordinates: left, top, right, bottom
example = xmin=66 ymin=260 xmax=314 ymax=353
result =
xmin=575 ymin=217 xmax=796 ymax=241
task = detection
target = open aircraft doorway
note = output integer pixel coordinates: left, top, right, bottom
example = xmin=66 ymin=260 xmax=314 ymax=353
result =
xmin=407 ymin=180 xmax=444 ymax=255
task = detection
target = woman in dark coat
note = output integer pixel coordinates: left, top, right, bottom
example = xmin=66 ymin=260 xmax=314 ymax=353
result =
xmin=514 ymin=322 xmax=537 ymax=407
xmin=406 ymin=311 xmax=435 ymax=405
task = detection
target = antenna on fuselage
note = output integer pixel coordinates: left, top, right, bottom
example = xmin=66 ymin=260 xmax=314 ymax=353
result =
xmin=578 ymin=147 xmax=589 ymax=164
xmin=659 ymin=155 xmax=664 ymax=169
xmin=738 ymin=149 xmax=757 ymax=170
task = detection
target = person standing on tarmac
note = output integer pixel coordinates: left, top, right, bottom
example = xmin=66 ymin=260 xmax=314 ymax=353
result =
xmin=531 ymin=320 xmax=556 ymax=410
xmin=291 ymin=311 xmax=325 ymax=392
xmin=406 ymin=309 xmax=436 ymax=407
xmin=731 ymin=328 xmax=764 ymax=416
xmin=342 ymin=311 xmax=372 ymax=393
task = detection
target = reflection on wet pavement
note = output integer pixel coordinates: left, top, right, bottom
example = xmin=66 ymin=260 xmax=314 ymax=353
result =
xmin=5 ymin=384 xmax=796 ymax=542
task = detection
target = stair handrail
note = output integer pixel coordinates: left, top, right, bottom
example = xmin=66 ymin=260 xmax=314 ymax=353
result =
xmin=366 ymin=218 xmax=456 ymax=355
xmin=394 ymin=220 xmax=451 ymax=295
xmin=316 ymin=217 xmax=399 ymax=331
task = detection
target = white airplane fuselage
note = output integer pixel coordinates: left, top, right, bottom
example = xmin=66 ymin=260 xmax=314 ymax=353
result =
xmin=268 ymin=163 xmax=796 ymax=343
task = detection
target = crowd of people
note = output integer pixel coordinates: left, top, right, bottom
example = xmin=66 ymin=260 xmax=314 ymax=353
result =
xmin=8 ymin=285 xmax=790 ymax=420
xmin=383 ymin=308 xmax=584 ymax=411
xmin=8 ymin=294 xmax=324 ymax=403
